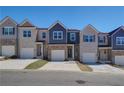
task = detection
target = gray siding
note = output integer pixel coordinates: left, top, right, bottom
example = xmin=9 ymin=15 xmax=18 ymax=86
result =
xmin=49 ymin=23 xmax=67 ymax=44
xmin=112 ymin=29 xmax=124 ymax=50
xmin=67 ymin=32 xmax=79 ymax=44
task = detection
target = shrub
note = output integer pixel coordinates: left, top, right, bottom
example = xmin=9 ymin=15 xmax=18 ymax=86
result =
xmin=9 ymin=55 xmax=17 ymax=59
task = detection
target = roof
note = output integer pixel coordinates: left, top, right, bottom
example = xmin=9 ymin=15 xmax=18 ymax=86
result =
xmin=0 ymin=16 xmax=17 ymax=25
xmin=67 ymin=29 xmax=80 ymax=32
xmin=98 ymin=32 xmax=108 ymax=34
xmin=98 ymin=45 xmax=110 ymax=47
xmin=19 ymin=18 xmax=35 ymax=27
xmin=82 ymin=24 xmax=100 ymax=33
xmin=36 ymin=40 xmax=45 ymax=42
xmin=109 ymin=26 xmax=124 ymax=36
xmin=48 ymin=20 xmax=67 ymax=30
xmin=37 ymin=28 xmax=48 ymax=30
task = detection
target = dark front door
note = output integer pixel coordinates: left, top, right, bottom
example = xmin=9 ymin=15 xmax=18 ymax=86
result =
xmin=68 ymin=46 xmax=72 ymax=58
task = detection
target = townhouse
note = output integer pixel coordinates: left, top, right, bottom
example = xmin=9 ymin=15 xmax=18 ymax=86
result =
xmin=0 ymin=16 xmax=80 ymax=61
xmin=80 ymin=25 xmax=124 ymax=65
xmin=0 ymin=16 xmax=124 ymax=65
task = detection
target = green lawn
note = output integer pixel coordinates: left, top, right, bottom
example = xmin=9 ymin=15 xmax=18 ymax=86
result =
xmin=25 ymin=60 xmax=48 ymax=69
xmin=76 ymin=61 xmax=93 ymax=72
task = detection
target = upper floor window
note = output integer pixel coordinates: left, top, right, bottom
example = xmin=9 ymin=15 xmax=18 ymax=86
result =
xmin=3 ymin=27 xmax=14 ymax=35
xmin=42 ymin=32 xmax=46 ymax=39
xmin=53 ymin=31 xmax=63 ymax=40
xmin=98 ymin=36 xmax=105 ymax=43
xmin=70 ymin=33 xmax=76 ymax=41
xmin=83 ymin=35 xmax=95 ymax=42
xmin=116 ymin=37 xmax=124 ymax=45
xmin=23 ymin=30 xmax=31 ymax=37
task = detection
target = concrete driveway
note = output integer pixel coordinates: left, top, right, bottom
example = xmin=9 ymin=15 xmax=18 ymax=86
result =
xmin=88 ymin=64 xmax=124 ymax=73
xmin=39 ymin=61 xmax=81 ymax=72
xmin=0 ymin=59 xmax=38 ymax=69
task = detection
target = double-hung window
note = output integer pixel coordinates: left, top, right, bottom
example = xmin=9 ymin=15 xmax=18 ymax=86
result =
xmin=3 ymin=27 xmax=14 ymax=35
xmin=53 ymin=31 xmax=63 ymax=40
xmin=42 ymin=32 xmax=46 ymax=39
xmin=98 ymin=36 xmax=105 ymax=43
xmin=83 ymin=35 xmax=95 ymax=42
xmin=23 ymin=30 xmax=31 ymax=37
xmin=70 ymin=33 xmax=76 ymax=41
xmin=116 ymin=37 xmax=124 ymax=45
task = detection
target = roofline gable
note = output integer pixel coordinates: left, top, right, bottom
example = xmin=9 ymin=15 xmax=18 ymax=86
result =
xmin=19 ymin=18 xmax=35 ymax=27
xmin=48 ymin=20 xmax=67 ymax=30
xmin=0 ymin=16 xmax=17 ymax=25
xmin=82 ymin=24 xmax=99 ymax=33
xmin=111 ymin=26 xmax=124 ymax=36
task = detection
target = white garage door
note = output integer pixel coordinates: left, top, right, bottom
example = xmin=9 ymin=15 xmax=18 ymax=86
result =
xmin=115 ymin=56 xmax=124 ymax=65
xmin=82 ymin=53 xmax=97 ymax=63
xmin=2 ymin=46 xmax=15 ymax=56
xmin=51 ymin=50 xmax=65 ymax=61
xmin=20 ymin=48 xmax=34 ymax=59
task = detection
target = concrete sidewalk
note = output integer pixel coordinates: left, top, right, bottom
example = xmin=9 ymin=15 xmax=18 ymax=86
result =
xmin=0 ymin=59 xmax=38 ymax=69
xmin=88 ymin=64 xmax=124 ymax=73
xmin=39 ymin=61 xmax=81 ymax=72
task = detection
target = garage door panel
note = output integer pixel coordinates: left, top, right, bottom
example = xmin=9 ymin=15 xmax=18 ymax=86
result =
xmin=2 ymin=46 xmax=15 ymax=56
xmin=51 ymin=50 xmax=65 ymax=61
xmin=82 ymin=53 xmax=97 ymax=63
xmin=20 ymin=48 xmax=34 ymax=59
xmin=115 ymin=56 xmax=124 ymax=65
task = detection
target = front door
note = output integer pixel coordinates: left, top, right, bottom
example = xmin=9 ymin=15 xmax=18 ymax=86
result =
xmin=100 ymin=49 xmax=108 ymax=61
xmin=37 ymin=44 xmax=41 ymax=56
xmin=68 ymin=46 xmax=72 ymax=58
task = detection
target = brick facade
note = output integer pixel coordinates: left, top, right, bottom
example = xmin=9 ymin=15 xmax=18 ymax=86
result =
xmin=48 ymin=45 xmax=67 ymax=60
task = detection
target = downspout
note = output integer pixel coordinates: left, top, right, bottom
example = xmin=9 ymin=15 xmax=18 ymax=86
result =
xmin=16 ymin=25 xmax=19 ymax=58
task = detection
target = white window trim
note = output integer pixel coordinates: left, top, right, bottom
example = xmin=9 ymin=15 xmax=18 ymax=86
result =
xmin=3 ymin=26 xmax=14 ymax=35
xmin=23 ymin=30 xmax=31 ymax=37
xmin=116 ymin=37 xmax=124 ymax=45
xmin=70 ymin=33 xmax=76 ymax=41
xmin=84 ymin=35 xmax=94 ymax=42
xmin=53 ymin=31 xmax=63 ymax=40
xmin=99 ymin=36 xmax=105 ymax=43
xmin=42 ymin=32 xmax=46 ymax=39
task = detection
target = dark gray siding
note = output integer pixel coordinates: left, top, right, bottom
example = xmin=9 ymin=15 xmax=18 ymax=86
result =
xmin=67 ymin=32 xmax=79 ymax=44
xmin=49 ymin=23 xmax=67 ymax=44
xmin=112 ymin=29 xmax=124 ymax=50
xmin=108 ymin=36 xmax=111 ymax=47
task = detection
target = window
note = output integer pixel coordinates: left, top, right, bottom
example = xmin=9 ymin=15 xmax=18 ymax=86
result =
xmin=83 ymin=35 xmax=95 ymax=42
xmin=23 ymin=30 xmax=31 ymax=37
xmin=98 ymin=36 xmax=105 ymax=43
xmin=70 ymin=33 xmax=76 ymax=41
xmin=42 ymin=32 xmax=46 ymax=39
xmin=53 ymin=31 xmax=63 ymax=40
xmin=3 ymin=27 xmax=14 ymax=35
xmin=116 ymin=37 xmax=124 ymax=45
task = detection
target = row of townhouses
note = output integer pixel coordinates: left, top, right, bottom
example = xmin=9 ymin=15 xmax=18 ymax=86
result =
xmin=0 ymin=16 xmax=124 ymax=65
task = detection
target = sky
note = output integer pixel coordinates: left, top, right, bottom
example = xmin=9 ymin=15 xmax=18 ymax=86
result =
xmin=0 ymin=6 xmax=124 ymax=32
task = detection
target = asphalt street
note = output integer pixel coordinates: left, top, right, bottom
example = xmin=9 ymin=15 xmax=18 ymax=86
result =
xmin=0 ymin=70 xmax=124 ymax=86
